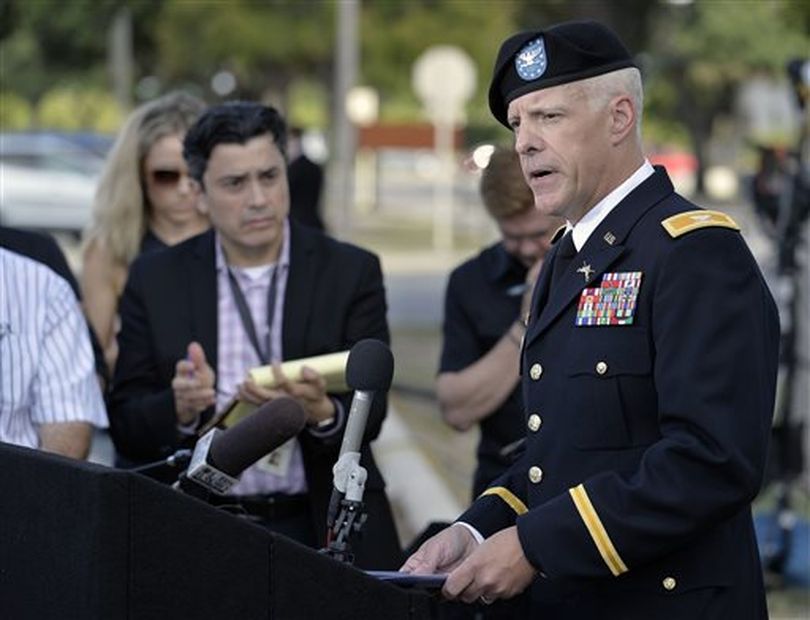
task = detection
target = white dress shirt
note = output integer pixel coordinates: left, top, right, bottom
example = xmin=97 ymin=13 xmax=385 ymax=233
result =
xmin=570 ymin=160 xmax=655 ymax=250
xmin=0 ymin=248 xmax=107 ymax=449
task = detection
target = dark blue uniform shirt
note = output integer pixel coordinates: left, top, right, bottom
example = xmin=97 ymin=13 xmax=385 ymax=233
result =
xmin=440 ymin=243 xmax=527 ymax=499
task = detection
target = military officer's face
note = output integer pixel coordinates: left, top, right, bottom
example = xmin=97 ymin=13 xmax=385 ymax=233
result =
xmin=508 ymin=79 xmax=618 ymax=224
xmin=497 ymin=208 xmax=561 ymax=268
xmin=196 ymin=133 xmax=290 ymax=267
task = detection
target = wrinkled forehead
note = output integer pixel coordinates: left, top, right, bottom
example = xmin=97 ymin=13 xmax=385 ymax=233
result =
xmin=506 ymin=81 xmax=587 ymax=120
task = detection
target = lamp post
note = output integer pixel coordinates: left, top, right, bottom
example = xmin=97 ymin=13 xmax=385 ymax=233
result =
xmin=332 ymin=0 xmax=360 ymax=237
xmin=412 ymin=46 xmax=477 ymax=252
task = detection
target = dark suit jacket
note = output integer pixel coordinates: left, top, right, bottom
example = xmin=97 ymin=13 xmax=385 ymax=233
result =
xmin=109 ymin=222 xmax=401 ymax=567
xmin=461 ymin=167 xmax=778 ymax=618
xmin=287 ymin=154 xmax=325 ymax=232
xmin=0 ymin=226 xmax=107 ymax=384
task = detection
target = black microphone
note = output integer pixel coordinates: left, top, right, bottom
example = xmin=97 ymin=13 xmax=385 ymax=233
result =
xmin=176 ymin=396 xmax=307 ymax=499
xmin=327 ymin=339 xmax=394 ymax=528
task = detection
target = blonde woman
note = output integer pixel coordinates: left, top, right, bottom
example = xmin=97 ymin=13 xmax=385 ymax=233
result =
xmin=81 ymin=91 xmax=208 ymax=374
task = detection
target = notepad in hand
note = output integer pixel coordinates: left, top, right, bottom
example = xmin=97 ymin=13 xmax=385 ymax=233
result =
xmin=248 ymin=350 xmax=349 ymax=393
xmin=200 ymin=350 xmax=350 ymax=432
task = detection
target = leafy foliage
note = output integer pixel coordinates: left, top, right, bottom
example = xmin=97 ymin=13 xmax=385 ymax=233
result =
xmin=643 ymin=0 xmax=808 ymax=190
xmin=154 ymin=0 xmax=335 ymax=100
xmin=361 ymin=0 xmax=517 ymax=123
xmin=0 ymin=0 xmax=807 ymax=165
xmin=0 ymin=0 xmax=158 ymax=101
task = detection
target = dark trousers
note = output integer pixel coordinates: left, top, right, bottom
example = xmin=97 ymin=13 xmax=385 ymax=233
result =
xmin=210 ymin=493 xmax=317 ymax=548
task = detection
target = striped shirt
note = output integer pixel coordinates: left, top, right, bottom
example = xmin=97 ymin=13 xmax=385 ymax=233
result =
xmin=0 ymin=248 xmax=107 ymax=449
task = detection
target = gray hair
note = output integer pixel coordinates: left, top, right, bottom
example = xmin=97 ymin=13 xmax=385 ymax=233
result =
xmin=578 ymin=67 xmax=644 ymax=141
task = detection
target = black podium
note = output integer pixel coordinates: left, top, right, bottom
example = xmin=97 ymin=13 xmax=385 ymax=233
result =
xmin=0 ymin=443 xmax=436 ymax=619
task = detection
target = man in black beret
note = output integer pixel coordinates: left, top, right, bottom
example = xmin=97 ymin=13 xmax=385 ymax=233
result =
xmin=403 ymin=20 xmax=778 ymax=619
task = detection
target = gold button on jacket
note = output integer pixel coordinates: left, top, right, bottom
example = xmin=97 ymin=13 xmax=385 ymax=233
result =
xmin=528 ymin=466 xmax=543 ymax=484
xmin=662 ymin=577 xmax=677 ymax=591
xmin=528 ymin=414 xmax=542 ymax=432
xmin=529 ymin=363 xmax=543 ymax=380
xmin=596 ymin=361 xmax=608 ymax=375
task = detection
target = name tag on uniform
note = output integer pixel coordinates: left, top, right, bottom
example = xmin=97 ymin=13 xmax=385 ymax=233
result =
xmin=256 ymin=438 xmax=295 ymax=476
xmin=576 ymin=272 xmax=642 ymax=326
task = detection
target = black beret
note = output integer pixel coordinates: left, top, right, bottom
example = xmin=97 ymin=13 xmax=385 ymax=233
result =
xmin=488 ymin=20 xmax=636 ymax=128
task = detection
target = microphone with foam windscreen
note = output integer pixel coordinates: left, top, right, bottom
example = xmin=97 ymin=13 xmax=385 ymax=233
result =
xmin=327 ymin=339 xmax=395 ymax=531
xmin=176 ymin=396 xmax=307 ymax=499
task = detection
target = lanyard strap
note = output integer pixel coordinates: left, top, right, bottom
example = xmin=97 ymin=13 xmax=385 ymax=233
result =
xmin=226 ymin=266 xmax=278 ymax=364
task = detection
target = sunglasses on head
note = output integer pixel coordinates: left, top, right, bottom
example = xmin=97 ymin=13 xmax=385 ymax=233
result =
xmin=148 ymin=169 xmax=185 ymax=185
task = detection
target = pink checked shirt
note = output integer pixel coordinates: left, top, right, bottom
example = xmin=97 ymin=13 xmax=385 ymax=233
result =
xmin=214 ymin=219 xmax=307 ymax=496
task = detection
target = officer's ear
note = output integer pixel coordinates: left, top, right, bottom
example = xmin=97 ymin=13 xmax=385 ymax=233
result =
xmin=608 ymin=94 xmax=636 ymax=146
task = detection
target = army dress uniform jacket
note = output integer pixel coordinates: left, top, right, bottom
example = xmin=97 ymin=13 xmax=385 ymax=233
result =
xmin=460 ymin=167 xmax=779 ymax=618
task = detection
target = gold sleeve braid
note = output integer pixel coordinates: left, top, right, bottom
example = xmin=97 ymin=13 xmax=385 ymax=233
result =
xmin=569 ymin=484 xmax=628 ymax=576
xmin=479 ymin=486 xmax=528 ymax=515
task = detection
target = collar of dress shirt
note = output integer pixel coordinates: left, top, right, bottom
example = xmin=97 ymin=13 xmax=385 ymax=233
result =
xmin=569 ymin=160 xmax=655 ymax=251
xmin=214 ymin=218 xmax=292 ymax=274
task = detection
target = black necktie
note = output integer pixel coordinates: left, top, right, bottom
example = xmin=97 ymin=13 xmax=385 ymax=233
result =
xmin=550 ymin=232 xmax=577 ymax=290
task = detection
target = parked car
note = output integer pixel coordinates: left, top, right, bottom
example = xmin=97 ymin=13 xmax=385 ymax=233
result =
xmin=0 ymin=131 xmax=112 ymax=234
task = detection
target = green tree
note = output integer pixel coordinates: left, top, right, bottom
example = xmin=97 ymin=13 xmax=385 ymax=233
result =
xmin=154 ymin=0 xmax=335 ymax=105
xmin=0 ymin=0 xmax=159 ymax=125
xmin=361 ymin=0 xmax=518 ymax=124
xmin=0 ymin=0 xmax=157 ymax=96
xmin=513 ymin=0 xmax=655 ymax=54
xmin=645 ymin=0 xmax=808 ymax=194
xmin=0 ymin=90 xmax=33 ymax=129
xmin=37 ymin=86 xmax=122 ymax=131
xmin=153 ymin=0 xmax=522 ymax=126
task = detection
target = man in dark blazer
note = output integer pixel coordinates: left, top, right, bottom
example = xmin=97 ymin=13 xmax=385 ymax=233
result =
xmin=287 ymin=127 xmax=325 ymax=232
xmin=403 ymin=21 xmax=779 ymax=618
xmin=108 ymin=102 xmax=401 ymax=569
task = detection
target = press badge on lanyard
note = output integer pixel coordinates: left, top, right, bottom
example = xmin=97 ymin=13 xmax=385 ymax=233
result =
xmin=576 ymin=271 xmax=643 ymax=326
xmin=256 ymin=439 xmax=295 ymax=476
xmin=227 ymin=264 xmax=295 ymax=475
